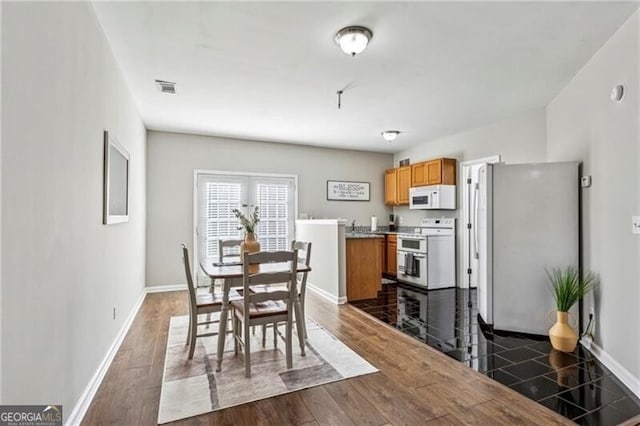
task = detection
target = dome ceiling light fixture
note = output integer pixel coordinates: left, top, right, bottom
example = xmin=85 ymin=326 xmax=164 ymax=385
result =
xmin=381 ymin=130 xmax=401 ymax=142
xmin=335 ymin=26 xmax=373 ymax=57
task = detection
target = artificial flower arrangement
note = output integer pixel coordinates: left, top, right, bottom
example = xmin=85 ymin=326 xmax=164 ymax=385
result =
xmin=232 ymin=206 xmax=260 ymax=234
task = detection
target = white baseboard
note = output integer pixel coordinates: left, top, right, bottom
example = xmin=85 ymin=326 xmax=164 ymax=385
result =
xmin=145 ymin=284 xmax=187 ymax=293
xmin=65 ymin=289 xmax=147 ymax=426
xmin=581 ymin=337 xmax=640 ymax=399
xmin=307 ymin=283 xmax=347 ymax=305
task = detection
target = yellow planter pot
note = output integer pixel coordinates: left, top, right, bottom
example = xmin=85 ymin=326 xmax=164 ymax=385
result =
xmin=549 ymin=311 xmax=578 ymax=353
xmin=549 ymin=349 xmax=578 ymax=387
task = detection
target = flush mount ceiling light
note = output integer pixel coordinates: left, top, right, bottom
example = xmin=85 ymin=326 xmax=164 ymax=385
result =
xmin=335 ymin=26 xmax=373 ymax=57
xmin=381 ymin=130 xmax=400 ymax=142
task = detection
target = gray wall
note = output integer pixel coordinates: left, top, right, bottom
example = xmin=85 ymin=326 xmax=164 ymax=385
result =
xmin=146 ymin=131 xmax=392 ymax=287
xmin=393 ymin=108 xmax=547 ymax=226
xmin=547 ymin=11 xmax=639 ymax=382
xmin=392 ymin=108 xmax=548 ymax=284
xmin=1 ymin=2 xmax=146 ymax=416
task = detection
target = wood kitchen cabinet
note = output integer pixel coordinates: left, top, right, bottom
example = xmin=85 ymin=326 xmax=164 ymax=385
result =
xmin=380 ymin=237 xmax=386 ymax=275
xmin=384 ymin=166 xmax=410 ymax=206
xmin=386 ymin=159 xmax=455 ymax=205
xmin=385 ymin=234 xmax=397 ymax=276
xmin=397 ymin=166 xmax=411 ymax=205
xmin=384 ymin=169 xmax=397 ymax=206
xmin=411 ymin=162 xmax=429 ymax=187
xmin=346 ymin=238 xmax=382 ymax=301
xmin=411 ymin=158 xmax=457 ymax=186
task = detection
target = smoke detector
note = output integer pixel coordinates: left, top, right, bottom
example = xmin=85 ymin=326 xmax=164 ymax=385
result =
xmin=155 ymin=79 xmax=176 ymax=94
xmin=610 ymin=84 xmax=624 ymax=103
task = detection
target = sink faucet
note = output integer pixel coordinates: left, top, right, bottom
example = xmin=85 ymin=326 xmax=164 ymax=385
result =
xmin=351 ymin=219 xmax=356 ymax=232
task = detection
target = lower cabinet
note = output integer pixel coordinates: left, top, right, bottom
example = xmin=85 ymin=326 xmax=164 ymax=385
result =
xmin=346 ymin=238 xmax=382 ymax=301
xmin=385 ymin=234 xmax=397 ymax=276
xmin=380 ymin=237 xmax=386 ymax=275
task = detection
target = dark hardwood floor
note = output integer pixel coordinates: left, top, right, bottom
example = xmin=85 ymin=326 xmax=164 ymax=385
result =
xmin=82 ymin=291 xmax=573 ymax=425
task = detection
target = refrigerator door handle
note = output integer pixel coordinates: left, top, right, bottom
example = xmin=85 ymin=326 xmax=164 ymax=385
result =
xmin=473 ymin=183 xmax=480 ymax=260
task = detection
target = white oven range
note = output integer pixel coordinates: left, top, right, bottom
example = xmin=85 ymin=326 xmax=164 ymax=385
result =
xmin=397 ymin=218 xmax=456 ymax=289
xmin=397 ymin=234 xmax=428 ymax=287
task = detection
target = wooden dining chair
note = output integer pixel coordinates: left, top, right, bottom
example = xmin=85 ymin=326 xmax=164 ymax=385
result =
xmin=230 ymin=250 xmax=298 ymax=378
xmin=211 ymin=239 xmax=243 ymax=288
xmin=181 ymin=244 xmax=238 ymax=359
xmin=218 ymin=239 xmax=243 ymax=263
xmin=255 ymin=241 xmax=312 ymax=345
xmin=292 ymin=241 xmax=312 ymax=338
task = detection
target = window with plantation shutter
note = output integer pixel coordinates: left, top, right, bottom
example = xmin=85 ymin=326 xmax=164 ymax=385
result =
xmin=256 ymin=180 xmax=293 ymax=252
xmin=195 ymin=172 xmax=297 ymax=285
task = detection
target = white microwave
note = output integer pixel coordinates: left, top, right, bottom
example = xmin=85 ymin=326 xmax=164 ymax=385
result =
xmin=409 ymin=185 xmax=456 ymax=210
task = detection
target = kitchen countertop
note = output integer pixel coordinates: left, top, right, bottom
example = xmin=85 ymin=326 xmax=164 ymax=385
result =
xmin=346 ymin=230 xmax=424 ymax=238
xmin=345 ymin=232 xmax=385 ymax=239
xmin=347 ymin=226 xmax=423 ymax=236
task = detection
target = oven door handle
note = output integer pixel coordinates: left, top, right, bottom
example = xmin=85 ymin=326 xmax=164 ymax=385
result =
xmin=397 ymin=251 xmax=426 ymax=259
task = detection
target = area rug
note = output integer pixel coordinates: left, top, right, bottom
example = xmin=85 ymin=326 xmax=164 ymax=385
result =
xmin=158 ymin=314 xmax=378 ymax=423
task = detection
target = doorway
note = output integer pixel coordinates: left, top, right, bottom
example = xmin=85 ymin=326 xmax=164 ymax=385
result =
xmin=193 ymin=170 xmax=298 ymax=286
xmin=460 ymin=156 xmax=500 ymax=289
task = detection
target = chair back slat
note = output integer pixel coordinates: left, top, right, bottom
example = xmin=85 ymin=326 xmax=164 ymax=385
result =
xmin=247 ymin=271 xmax=293 ymax=286
xmin=245 ymin=250 xmax=295 ymax=265
xmin=250 ymin=290 xmax=290 ymax=304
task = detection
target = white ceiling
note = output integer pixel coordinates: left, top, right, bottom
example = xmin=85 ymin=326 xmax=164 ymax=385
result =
xmin=92 ymin=1 xmax=638 ymax=153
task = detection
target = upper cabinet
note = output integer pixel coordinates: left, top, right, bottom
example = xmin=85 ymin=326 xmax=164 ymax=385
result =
xmin=412 ymin=158 xmax=457 ymax=186
xmin=384 ymin=169 xmax=397 ymax=205
xmin=386 ymin=158 xmax=457 ymax=206
xmin=397 ymin=166 xmax=411 ymax=205
xmin=411 ymin=162 xmax=428 ymax=186
xmin=384 ymin=166 xmax=411 ymax=206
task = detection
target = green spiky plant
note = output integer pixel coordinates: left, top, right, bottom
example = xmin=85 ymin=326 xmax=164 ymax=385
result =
xmin=232 ymin=206 xmax=260 ymax=234
xmin=546 ymin=266 xmax=598 ymax=312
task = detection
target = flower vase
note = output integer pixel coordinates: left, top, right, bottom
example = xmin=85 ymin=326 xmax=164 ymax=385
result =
xmin=549 ymin=311 xmax=578 ymax=353
xmin=241 ymin=232 xmax=261 ymax=273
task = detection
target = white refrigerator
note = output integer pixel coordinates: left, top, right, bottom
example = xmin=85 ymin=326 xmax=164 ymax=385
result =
xmin=476 ymin=162 xmax=579 ymax=335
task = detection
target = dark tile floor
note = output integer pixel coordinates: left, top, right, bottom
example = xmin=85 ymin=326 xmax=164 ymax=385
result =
xmin=350 ymin=282 xmax=640 ymax=425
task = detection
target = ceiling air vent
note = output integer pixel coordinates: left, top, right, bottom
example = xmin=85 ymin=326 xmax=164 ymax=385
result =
xmin=155 ymin=79 xmax=176 ymax=94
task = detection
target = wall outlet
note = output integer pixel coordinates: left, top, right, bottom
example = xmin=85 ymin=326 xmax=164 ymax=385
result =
xmin=398 ymin=216 xmax=404 ymax=225
xmin=633 ymin=216 xmax=640 ymax=235
xmin=113 ymin=306 xmax=117 ymax=320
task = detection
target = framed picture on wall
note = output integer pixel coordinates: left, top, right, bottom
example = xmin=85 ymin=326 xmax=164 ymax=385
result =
xmin=103 ymin=130 xmax=130 ymax=224
xmin=327 ymin=180 xmax=370 ymax=201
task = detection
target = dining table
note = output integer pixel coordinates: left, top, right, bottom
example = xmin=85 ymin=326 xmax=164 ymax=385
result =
xmin=199 ymin=256 xmax=312 ymax=372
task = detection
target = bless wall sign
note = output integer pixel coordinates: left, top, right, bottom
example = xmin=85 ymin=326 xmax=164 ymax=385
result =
xmin=327 ymin=180 xmax=370 ymax=201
